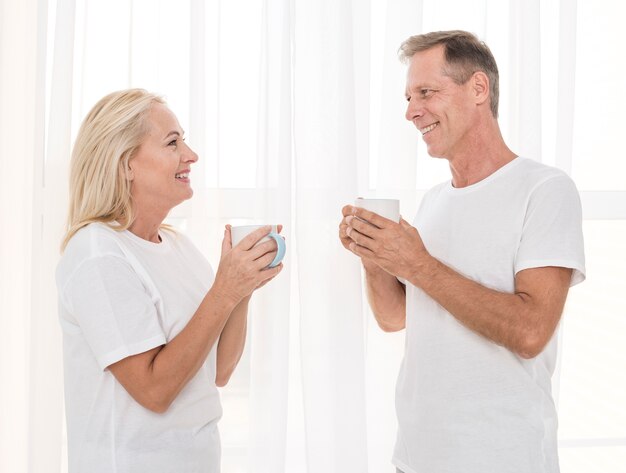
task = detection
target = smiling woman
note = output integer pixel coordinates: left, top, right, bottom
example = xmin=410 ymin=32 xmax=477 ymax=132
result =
xmin=124 ymin=103 xmax=198 ymax=243
xmin=55 ymin=89 xmax=283 ymax=473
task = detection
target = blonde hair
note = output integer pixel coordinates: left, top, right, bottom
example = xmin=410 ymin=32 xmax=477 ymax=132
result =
xmin=399 ymin=30 xmax=500 ymax=118
xmin=61 ymin=89 xmax=165 ymax=251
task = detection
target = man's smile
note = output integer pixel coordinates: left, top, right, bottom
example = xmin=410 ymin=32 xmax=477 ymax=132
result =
xmin=420 ymin=122 xmax=439 ymax=135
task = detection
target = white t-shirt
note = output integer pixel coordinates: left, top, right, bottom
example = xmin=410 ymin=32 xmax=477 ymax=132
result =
xmin=56 ymin=223 xmax=222 ymax=473
xmin=393 ymin=158 xmax=585 ymax=473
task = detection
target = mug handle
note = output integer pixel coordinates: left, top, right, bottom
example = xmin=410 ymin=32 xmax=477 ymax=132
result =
xmin=267 ymin=232 xmax=286 ymax=268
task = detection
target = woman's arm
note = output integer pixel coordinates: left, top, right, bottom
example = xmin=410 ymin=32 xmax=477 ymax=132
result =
xmin=215 ymin=295 xmax=250 ymax=387
xmin=108 ymin=226 xmax=282 ymax=413
xmin=214 ymin=224 xmax=284 ymax=386
xmin=108 ymin=285 xmax=237 ymax=413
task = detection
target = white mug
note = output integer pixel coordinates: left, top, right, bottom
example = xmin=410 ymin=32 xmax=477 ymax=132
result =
xmin=354 ymin=198 xmax=400 ymax=223
xmin=230 ymin=225 xmax=286 ymax=268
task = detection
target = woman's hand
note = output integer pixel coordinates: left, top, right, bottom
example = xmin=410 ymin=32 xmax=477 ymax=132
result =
xmin=212 ymin=225 xmax=283 ymax=305
xmin=252 ymin=225 xmax=284 ymax=290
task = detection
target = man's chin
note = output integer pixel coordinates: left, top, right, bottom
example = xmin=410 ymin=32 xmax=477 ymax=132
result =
xmin=426 ymin=149 xmax=446 ymax=160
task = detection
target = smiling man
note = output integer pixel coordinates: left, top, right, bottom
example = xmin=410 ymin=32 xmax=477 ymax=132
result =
xmin=339 ymin=30 xmax=586 ymax=473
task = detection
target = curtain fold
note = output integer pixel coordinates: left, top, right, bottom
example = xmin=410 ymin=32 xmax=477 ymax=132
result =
xmin=246 ymin=0 xmax=293 ymax=470
xmin=292 ymin=0 xmax=368 ymax=470
xmin=0 ymin=0 xmax=50 ymax=471
xmin=506 ymin=0 xmax=542 ymax=160
xmin=376 ymin=0 xmax=423 ymax=195
xmin=554 ymin=0 xmax=577 ymax=175
xmin=29 ymin=0 xmax=76 ymax=471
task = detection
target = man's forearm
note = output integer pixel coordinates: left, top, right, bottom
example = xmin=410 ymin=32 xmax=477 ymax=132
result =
xmin=408 ymin=256 xmax=571 ymax=358
xmin=364 ymin=262 xmax=406 ymax=332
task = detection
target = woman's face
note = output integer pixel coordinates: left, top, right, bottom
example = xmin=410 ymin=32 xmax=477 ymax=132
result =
xmin=128 ymin=103 xmax=198 ymax=215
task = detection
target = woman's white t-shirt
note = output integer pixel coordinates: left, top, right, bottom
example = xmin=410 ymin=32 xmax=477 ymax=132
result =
xmin=57 ymin=223 xmax=222 ymax=473
xmin=393 ymin=158 xmax=586 ymax=473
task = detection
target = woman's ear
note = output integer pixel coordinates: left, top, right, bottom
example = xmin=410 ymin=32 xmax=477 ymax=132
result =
xmin=122 ymin=160 xmax=134 ymax=181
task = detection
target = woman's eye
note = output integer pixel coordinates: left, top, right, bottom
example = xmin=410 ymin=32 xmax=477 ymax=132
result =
xmin=168 ymin=136 xmax=185 ymax=147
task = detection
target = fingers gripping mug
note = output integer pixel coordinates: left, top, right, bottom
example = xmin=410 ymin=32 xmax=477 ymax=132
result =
xmin=230 ymin=225 xmax=286 ymax=268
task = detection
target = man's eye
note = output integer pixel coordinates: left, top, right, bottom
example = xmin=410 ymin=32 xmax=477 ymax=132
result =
xmin=421 ymin=89 xmax=433 ymax=97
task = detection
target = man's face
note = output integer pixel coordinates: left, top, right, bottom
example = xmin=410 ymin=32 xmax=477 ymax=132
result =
xmin=404 ymin=45 xmax=476 ymax=160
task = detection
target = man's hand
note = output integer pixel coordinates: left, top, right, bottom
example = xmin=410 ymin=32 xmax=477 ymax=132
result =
xmin=338 ymin=205 xmax=358 ymax=252
xmin=344 ymin=206 xmax=432 ymax=280
xmin=338 ymin=204 xmax=407 ymax=331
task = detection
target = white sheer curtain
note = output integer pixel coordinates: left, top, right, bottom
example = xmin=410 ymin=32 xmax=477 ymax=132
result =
xmin=2 ymin=0 xmax=625 ymax=472
xmin=1 ymin=0 xmax=66 ymax=471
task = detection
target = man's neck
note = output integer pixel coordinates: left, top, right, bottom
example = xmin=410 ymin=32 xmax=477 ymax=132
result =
xmin=447 ymin=121 xmax=516 ymax=188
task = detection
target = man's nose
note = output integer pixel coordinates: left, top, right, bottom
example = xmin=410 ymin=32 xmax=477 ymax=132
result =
xmin=405 ymin=98 xmax=424 ymax=122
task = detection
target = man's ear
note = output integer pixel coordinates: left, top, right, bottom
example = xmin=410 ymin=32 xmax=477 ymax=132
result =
xmin=472 ymin=71 xmax=490 ymax=107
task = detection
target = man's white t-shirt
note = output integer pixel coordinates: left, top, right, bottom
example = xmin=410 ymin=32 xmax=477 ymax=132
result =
xmin=56 ymin=223 xmax=222 ymax=473
xmin=393 ymin=158 xmax=586 ymax=473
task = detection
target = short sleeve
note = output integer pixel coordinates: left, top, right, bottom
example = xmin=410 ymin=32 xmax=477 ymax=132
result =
xmin=515 ymin=175 xmax=586 ymax=286
xmin=62 ymin=255 xmax=167 ymax=370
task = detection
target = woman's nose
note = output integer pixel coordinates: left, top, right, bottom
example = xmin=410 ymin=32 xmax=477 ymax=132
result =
xmin=182 ymin=142 xmax=199 ymax=163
